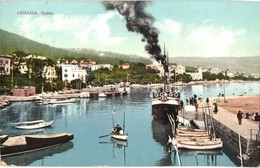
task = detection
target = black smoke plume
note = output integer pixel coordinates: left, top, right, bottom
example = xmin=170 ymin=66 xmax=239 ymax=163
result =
xmin=103 ymin=1 xmax=168 ymax=72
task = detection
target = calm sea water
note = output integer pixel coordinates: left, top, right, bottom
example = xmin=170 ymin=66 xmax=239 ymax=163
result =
xmin=0 ymin=82 xmax=259 ymax=166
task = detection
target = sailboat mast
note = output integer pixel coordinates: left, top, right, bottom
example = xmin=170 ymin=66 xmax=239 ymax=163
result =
xmin=123 ymin=111 xmax=126 ymax=132
xmin=112 ymin=106 xmax=115 ymax=127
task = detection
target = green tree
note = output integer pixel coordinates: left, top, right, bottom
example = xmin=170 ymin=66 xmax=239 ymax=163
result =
xmin=174 ymin=73 xmax=192 ymax=83
xmin=12 ymin=50 xmax=27 ymax=73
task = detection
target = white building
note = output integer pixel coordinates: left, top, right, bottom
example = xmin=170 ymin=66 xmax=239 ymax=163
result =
xmin=188 ymin=67 xmax=203 ymax=81
xmin=43 ymin=66 xmax=57 ymax=81
xmin=19 ymin=62 xmax=28 ymax=74
xmin=210 ymin=67 xmax=222 ymax=74
xmin=0 ymin=55 xmax=11 ymax=75
xmin=119 ymin=63 xmax=131 ymax=69
xmin=175 ymin=65 xmax=186 ymax=74
xmin=61 ymin=64 xmax=87 ymax=83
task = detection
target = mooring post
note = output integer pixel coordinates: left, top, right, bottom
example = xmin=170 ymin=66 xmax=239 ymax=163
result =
xmin=238 ymin=134 xmax=244 ymax=167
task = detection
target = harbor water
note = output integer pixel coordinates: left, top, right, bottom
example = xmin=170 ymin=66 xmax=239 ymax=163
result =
xmin=0 ymin=81 xmax=259 ymax=166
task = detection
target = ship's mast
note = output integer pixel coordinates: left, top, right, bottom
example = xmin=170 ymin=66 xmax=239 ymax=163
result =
xmin=163 ymin=44 xmax=169 ymax=92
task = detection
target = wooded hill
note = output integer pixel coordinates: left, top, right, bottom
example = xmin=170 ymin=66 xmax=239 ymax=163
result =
xmin=0 ymin=28 xmax=259 ymax=77
xmin=0 ymin=28 xmax=151 ymax=65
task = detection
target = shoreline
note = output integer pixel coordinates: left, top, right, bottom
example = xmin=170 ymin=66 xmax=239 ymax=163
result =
xmin=1 ymin=81 xmax=259 ymax=109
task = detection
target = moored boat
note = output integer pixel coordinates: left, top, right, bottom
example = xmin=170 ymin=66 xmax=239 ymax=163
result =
xmin=11 ymin=120 xmax=45 ymax=126
xmin=14 ymin=120 xmax=54 ymax=130
xmin=10 ymin=102 xmax=54 ymax=130
xmin=47 ymin=98 xmax=76 ymax=104
xmin=177 ymin=127 xmax=208 ymax=135
xmin=152 ymin=92 xmax=180 ymax=125
xmin=177 ymin=133 xmax=209 ymax=138
xmin=98 ymin=92 xmax=107 ymax=98
xmin=151 ymin=47 xmax=181 ymax=126
xmin=0 ymin=133 xmax=74 ymax=157
xmin=0 ymin=135 xmax=8 ymax=144
xmin=171 ymin=137 xmax=223 ymax=150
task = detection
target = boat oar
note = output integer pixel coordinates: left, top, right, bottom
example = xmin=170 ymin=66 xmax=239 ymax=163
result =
xmin=99 ymin=134 xmax=110 ymax=138
xmin=99 ymin=141 xmax=113 ymax=144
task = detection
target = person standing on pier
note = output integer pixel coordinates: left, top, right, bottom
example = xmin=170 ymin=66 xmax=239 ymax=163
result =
xmin=237 ymin=110 xmax=243 ymax=125
xmin=180 ymin=100 xmax=184 ymax=109
xmin=206 ymin=97 xmax=209 ymax=106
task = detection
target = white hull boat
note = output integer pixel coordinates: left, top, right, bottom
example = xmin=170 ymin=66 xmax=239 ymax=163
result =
xmin=48 ymin=98 xmax=76 ymax=104
xmin=11 ymin=120 xmax=44 ymax=126
xmin=172 ymin=137 xmax=223 ymax=150
xmin=111 ymin=133 xmax=128 ymax=141
xmin=98 ymin=92 xmax=107 ymax=98
xmin=13 ymin=120 xmax=54 ymax=130
xmin=177 ymin=127 xmax=208 ymax=135
xmin=110 ymin=124 xmax=128 ymax=141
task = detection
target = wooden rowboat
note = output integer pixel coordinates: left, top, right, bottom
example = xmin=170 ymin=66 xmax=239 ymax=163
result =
xmin=0 ymin=133 xmax=74 ymax=157
xmin=171 ymin=137 xmax=223 ymax=150
xmin=177 ymin=127 xmax=207 ymax=135
xmin=177 ymin=133 xmax=208 ymax=138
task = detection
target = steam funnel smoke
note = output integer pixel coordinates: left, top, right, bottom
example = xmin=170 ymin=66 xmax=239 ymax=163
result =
xmin=103 ymin=1 xmax=167 ymax=67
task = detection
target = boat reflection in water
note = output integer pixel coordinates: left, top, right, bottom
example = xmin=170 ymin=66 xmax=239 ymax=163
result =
xmin=151 ymin=119 xmax=223 ymax=166
xmin=175 ymin=149 xmax=223 ymax=166
xmin=111 ymin=138 xmax=128 ymax=148
xmin=99 ymin=138 xmax=128 ymax=165
xmin=2 ymin=141 xmax=74 ymax=166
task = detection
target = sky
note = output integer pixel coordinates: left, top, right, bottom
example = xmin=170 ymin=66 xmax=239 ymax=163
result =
xmin=0 ymin=0 xmax=260 ymax=58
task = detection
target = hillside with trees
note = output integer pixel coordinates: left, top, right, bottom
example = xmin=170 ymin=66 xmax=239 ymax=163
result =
xmin=0 ymin=28 xmax=259 ymax=77
xmin=0 ymin=28 xmax=151 ymax=65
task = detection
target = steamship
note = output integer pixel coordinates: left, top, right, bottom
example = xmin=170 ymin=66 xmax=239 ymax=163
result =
xmin=151 ymin=52 xmax=181 ymax=125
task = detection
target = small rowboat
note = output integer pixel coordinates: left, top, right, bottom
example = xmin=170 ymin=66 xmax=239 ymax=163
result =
xmin=172 ymin=137 xmax=223 ymax=150
xmin=111 ymin=124 xmax=128 ymax=141
xmin=110 ymin=108 xmax=128 ymax=141
xmin=111 ymin=132 xmax=128 ymax=141
xmin=177 ymin=133 xmax=208 ymax=138
xmin=177 ymin=127 xmax=207 ymax=135
xmin=175 ymin=136 xmax=210 ymax=141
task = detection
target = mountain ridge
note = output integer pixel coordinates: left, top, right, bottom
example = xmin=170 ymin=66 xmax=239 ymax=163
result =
xmin=0 ymin=28 xmax=259 ymax=77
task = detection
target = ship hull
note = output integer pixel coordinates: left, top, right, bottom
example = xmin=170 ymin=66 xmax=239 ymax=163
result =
xmin=152 ymin=101 xmax=179 ymax=125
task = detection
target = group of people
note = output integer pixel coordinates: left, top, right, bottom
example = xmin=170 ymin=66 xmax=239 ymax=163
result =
xmin=252 ymin=113 xmax=260 ymax=121
xmin=185 ymin=94 xmax=199 ymax=111
xmin=181 ymin=95 xmax=257 ymax=126
xmin=237 ymin=111 xmax=260 ymax=125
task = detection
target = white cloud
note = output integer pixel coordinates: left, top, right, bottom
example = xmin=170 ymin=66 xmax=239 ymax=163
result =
xmin=157 ymin=19 xmax=182 ymax=37
xmin=186 ymin=25 xmax=246 ymax=56
xmin=15 ymin=12 xmax=125 ymax=48
xmin=157 ymin=19 xmax=246 ymax=57
xmin=76 ymin=12 xmax=124 ymax=46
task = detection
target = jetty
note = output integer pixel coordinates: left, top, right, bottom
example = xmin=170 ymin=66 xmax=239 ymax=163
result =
xmin=196 ymin=96 xmax=260 ymax=167
xmin=0 ymin=85 xmax=130 ymax=108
